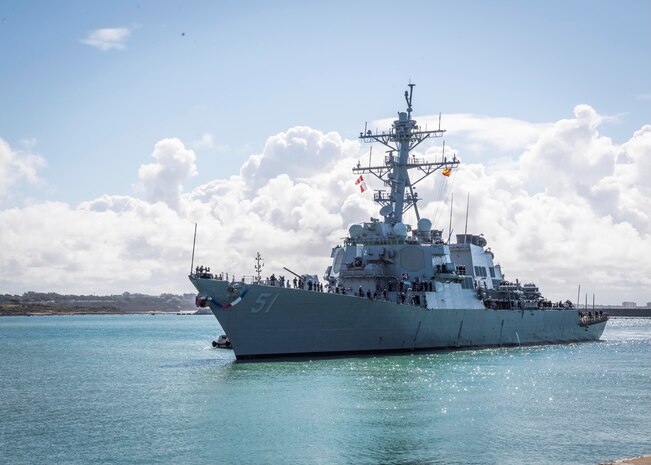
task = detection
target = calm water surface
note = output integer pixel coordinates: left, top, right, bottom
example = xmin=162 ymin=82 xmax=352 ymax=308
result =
xmin=1 ymin=315 xmax=649 ymax=465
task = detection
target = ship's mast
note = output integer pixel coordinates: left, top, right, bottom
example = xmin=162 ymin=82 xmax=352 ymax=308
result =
xmin=354 ymin=83 xmax=459 ymax=225
xmin=254 ymin=252 xmax=264 ymax=283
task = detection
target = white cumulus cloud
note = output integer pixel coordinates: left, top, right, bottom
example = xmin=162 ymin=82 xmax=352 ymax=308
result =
xmin=0 ymin=137 xmax=46 ymax=201
xmin=81 ymin=27 xmax=131 ymax=51
xmin=137 ymin=138 xmax=198 ymax=210
xmin=240 ymin=126 xmax=360 ymax=191
xmin=0 ymin=108 xmax=650 ymax=305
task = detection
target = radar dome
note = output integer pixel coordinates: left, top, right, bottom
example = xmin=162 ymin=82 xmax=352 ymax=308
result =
xmin=393 ymin=223 xmax=408 ymax=237
xmin=417 ymin=218 xmax=432 ymax=232
xmin=349 ymin=224 xmax=363 ymax=238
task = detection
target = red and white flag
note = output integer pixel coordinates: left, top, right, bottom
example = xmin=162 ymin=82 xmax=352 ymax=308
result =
xmin=355 ymin=175 xmax=367 ymax=193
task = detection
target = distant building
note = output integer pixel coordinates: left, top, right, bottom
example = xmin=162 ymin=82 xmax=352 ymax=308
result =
xmin=622 ymin=301 xmax=637 ymax=308
xmin=646 ymin=302 xmax=651 ymax=309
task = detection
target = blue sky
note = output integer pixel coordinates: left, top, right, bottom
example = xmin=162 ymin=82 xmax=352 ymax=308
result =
xmin=2 ymin=0 xmax=649 ymax=204
xmin=1 ymin=1 xmax=650 ymax=303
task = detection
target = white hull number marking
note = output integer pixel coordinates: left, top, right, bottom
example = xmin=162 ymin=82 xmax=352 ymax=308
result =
xmin=251 ymin=293 xmax=279 ymax=314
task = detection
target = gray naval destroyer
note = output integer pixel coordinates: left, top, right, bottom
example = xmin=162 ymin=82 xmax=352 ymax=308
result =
xmin=190 ymin=84 xmax=608 ymax=360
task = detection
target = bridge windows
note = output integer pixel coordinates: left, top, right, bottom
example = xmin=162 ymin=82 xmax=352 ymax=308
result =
xmin=474 ymin=266 xmax=488 ymax=278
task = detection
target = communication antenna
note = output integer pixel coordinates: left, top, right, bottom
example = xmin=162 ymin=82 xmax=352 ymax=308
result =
xmin=355 ymin=82 xmax=455 ymax=224
xmin=190 ymin=222 xmax=197 ymax=275
xmin=254 ymin=252 xmax=264 ymax=283
xmin=447 ymin=192 xmax=454 ymax=243
xmin=463 ymin=193 xmax=470 ymax=244
xmin=405 ymin=82 xmax=415 ymax=118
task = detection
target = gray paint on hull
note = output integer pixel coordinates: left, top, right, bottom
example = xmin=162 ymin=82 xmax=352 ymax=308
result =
xmin=191 ymin=278 xmax=606 ymax=359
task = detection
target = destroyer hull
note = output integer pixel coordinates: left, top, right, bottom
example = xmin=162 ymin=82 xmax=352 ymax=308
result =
xmin=191 ymin=278 xmax=606 ymax=360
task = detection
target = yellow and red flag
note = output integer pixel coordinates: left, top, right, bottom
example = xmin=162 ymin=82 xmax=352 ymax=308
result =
xmin=442 ymin=167 xmax=452 ymax=177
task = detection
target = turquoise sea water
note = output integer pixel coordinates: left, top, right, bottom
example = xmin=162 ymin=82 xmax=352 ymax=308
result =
xmin=1 ymin=315 xmax=649 ymax=465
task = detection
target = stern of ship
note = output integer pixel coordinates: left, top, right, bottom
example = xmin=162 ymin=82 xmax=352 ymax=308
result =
xmin=578 ymin=311 xmax=609 ymax=341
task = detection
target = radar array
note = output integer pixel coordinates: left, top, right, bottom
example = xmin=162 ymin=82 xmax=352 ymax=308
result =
xmin=353 ymin=83 xmax=460 ymax=224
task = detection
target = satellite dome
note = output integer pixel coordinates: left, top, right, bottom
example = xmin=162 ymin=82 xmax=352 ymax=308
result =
xmin=417 ymin=218 xmax=432 ymax=232
xmin=393 ymin=223 xmax=408 ymax=237
xmin=349 ymin=224 xmax=363 ymax=238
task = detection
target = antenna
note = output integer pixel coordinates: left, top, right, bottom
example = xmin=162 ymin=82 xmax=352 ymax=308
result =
xmin=254 ymin=252 xmax=264 ymax=283
xmin=355 ymin=83 xmax=454 ymax=224
xmin=190 ymin=222 xmax=197 ymax=275
xmin=368 ymin=146 xmax=373 ymax=167
xmin=405 ymin=83 xmax=415 ymax=118
xmin=447 ymin=192 xmax=454 ymax=243
xmin=463 ymin=192 xmax=470 ymax=243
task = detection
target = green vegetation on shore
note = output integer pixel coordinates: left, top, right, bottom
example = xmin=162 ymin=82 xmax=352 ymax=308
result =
xmin=0 ymin=292 xmax=198 ymax=316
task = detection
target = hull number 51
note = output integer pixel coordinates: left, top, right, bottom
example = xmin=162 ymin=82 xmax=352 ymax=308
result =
xmin=251 ymin=293 xmax=279 ymax=314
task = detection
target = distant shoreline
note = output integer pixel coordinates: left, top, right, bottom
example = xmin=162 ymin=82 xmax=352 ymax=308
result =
xmin=0 ymin=292 xmax=199 ymax=316
xmin=0 ymin=303 xmax=126 ymax=317
xmin=1 ymin=312 xmax=205 ymax=316
xmin=0 ymin=304 xmax=208 ymax=317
